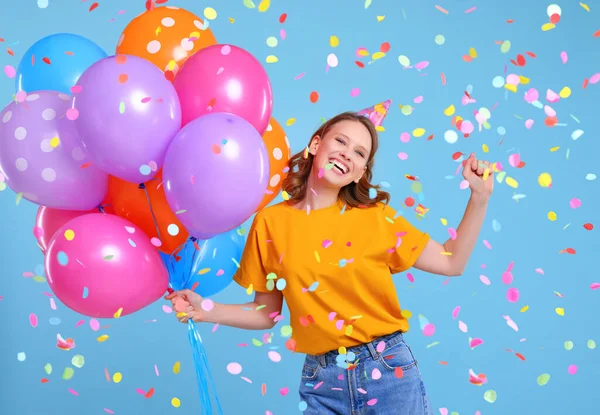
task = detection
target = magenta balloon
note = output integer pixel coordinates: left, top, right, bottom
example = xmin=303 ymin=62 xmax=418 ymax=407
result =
xmin=45 ymin=213 xmax=169 ymax=318
xmin=173 ymin=44 xmax=273 ymax=134
xmin=162 ymin=112 xmax=269 ymax=240
xmin=0 ymin=91 xmax=108 ymax=210
xmin=73 ymin=54 xmax=181 ymax=184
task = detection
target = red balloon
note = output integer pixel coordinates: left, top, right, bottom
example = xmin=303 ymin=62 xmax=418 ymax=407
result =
xmin=34 ymin=204 xmax=113 ymax=253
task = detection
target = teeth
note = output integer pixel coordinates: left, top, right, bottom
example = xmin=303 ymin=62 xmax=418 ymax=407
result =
xmin=329 ymin=160 xmax=347 ymax=173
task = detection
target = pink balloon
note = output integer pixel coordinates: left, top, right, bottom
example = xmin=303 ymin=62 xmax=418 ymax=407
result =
xmin=45 ymin=213 xmax=168 ymax=318
xmin=173 ymin=44 xmax=273 ymax=134
xmin=34 ymin=206 xmax=97 ymax=253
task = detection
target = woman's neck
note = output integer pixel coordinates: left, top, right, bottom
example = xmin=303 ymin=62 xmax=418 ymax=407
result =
xmin=293 ymin=170 xmax=340 ymax=211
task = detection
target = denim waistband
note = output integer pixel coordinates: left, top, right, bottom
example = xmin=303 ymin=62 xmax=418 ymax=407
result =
xmin=307 ymin=330 xmax=405 ymax=368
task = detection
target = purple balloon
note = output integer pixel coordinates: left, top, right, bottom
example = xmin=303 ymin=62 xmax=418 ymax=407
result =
xmin=0 ymin=91 xmax=108 ymax=210
xmin=73 ymin=54 xmax=181 ymax=184
xmin=163 ymin=112 xmax=269 ymax=240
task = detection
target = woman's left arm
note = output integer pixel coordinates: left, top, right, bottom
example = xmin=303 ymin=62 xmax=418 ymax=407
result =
xmin=413 ymin=153 xmax=493 ymax=277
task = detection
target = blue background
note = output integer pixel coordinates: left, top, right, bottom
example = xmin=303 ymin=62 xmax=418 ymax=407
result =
xmin=1 ymin=0 xmax=599 ymax=414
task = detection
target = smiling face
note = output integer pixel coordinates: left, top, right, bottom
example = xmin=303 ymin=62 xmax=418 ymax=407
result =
xmin=309 ymin=119 xmax=373 ymax=190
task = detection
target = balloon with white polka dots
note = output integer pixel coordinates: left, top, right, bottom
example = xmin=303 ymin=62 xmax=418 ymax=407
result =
xmin=0 ymin=90 xmax=108 ymax=210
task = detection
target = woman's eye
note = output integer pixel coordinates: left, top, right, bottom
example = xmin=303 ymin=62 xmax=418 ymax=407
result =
xmin=336 ymin=138 xmax=345 ymax=144
xmin=356 ymin=151 xmax=365 ymax=157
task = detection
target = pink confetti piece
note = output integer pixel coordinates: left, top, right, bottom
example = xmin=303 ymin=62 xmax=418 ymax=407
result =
xmin=241 ymin=377 xmax=252 ymax=384
xmin=413 ymin=95 xmax=424 ymax=104
xmin=569 ymin=198 xmax=582 ymax=209
xmin=104 ymin=409 xmax=115 ymax=415
xmin=480 ymin=275 xmax=491 ymax=285
xmin=415 ymin=61 xmax=429 ymax=70
xmin=422 ymin=323 xmax=435 ymax=336
xmin=216 ymin=269 xmax=225 ymax=276
xmin=90 ymin=318 xmax=100 ymax=331
xmin=68 ymin=388 xmax=79 ymax=396
xmin=406 ymin=272 xmax=414 ymax=283
xmin=4 ymin=65 xmax=16 ymax=78
xmin=29 ymin=313 xmax=38 ymax=328
xmin=162 ymin=305 xmax=173 ymax=313
xmin=448 ymin=228 xmax=457 ymax=240
xmin=452 ymin=306 xmax=461 ymax=319
xmin=350 ymin=88 xmax=360 ymax=97
xmin=322 ymin=239 xmax=333 ymax=248
xmin=279 ymin=387 xmax=289 ymax=396
xmin=560 ymin=51 xmax=568 ymax=64
xmin=376 ymin=341 xmax=386 ymax=353
xmin=154 ymin=364 xmax=160 ymax=376
xmin=335 ymin=320 xmax=344 ymax=330
xmin=66 ymin=108 xmax=79 ymax=121
xmin=367 ymin=398 xmax=378 ymax=406
xmin=328 ymin=312 xmax=337 ymax=321
xmin=458 ymin=321 xmax=468 ymax=333
xmin=75 ymin=320 xmax=85 ymax=327
xmin=42 ymin=292 xmax=54 ymax=298
xmin=398 ymin=152 xmax=408 ymax=160
xmin=313 ymin=380 xmax=324 ymax=390
xmin=136 ymin=388 xmax=145 ymax=395
xmin=525 ymin=119 xmax=534 ymax=129
xmin=293 ymin=72 xmax=306 ymax=80
xmin=535 ymin=268 xmax=545 ymax=275
xmin=590 ymin=73 xmax=600 ymax=84
xmin=211 ymin=323 xmax=220 ymax=332
xmin=22 ymin=271 xmax=35 ymax=278
xmin=590 ymin=282 xmax=600 ymax=290
xmin=483 ymin=240 xmax=492 ymax=249
xmin=507 ymin=287 xmax=520 ymax=302
xmin=568 ymin=364 xmax=578 ymax=375
xmin=16 ymin=90 xmax=27 ymax=103
xmin=503 ymin=315 xmax=519 ymax=331
xmin=141 ymin=97 xmax=152 ymax=104
xmin=372 ymin=368 xmax=382 ymax=380
xmin=49 ymin=298 xmax=57 ymax=310
xmin=470 ymin=338 xmax=484 ymax=348
xmin=465 ymin=6 xmax=476 ymax=13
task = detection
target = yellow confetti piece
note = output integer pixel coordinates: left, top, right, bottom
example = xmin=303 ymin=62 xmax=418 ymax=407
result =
xmin=258 ymin=0 xmax=271 ymax=12
xmin=520 ymin=305 xmax=529 ymax=312
xmin=197 ymin=268 xmax=210 ymax=275
xmin=113 ymin=372 xmax=122 ymax=383
xmin=286 ymin=118 xmax=296 ymax=127
xmin=113 ymin=307 xmax=123 ymax=319
xmin=173 ymin=361 xmax=181 ymax=374
xmin=330 ymin=36 xmax=340 ymax=47
xmin=97 ymin=335 xmax=109 ymax=342
xmin=483 ymin=168 xmax=490 ymax=181
xmin=580 ymin=2 xmax=590 ymax=12
xmin=504 ymin=83 xmax=518 ymax=93
xmin=555 ymin=307 xmax=565 ymax=316
xmin=468 ymin=47 xmax=477 ymax=58
xmin=50 ymin=137 xmax=60 ymax=148
xmin=176 ymin=312 xmax=187 ymax=318
xmin=505 ymin=177 xmax=519 ymax=188
xmin=376 ymin=15 xmax=386 ymax=21
xmin=413 ymin=128 xmax=426 ymax=137
xmin=203 ymin=7 xmax=217 ymax=20
xmin=166 ymin=60 xmax=177 ymax=71
xmin=538 ymin=173 xmax=552 ymax=187
xmin=401 ymin=309 xmax=412 ymax=319
xmin=518 ymin=75 xmax=530 ymax=84
xmin=440 ymin=251 xmax=453 ymax=256
xmin=440 ymin=218 xmax=448 ymax=226
xmin=548 ymin=211 xmax=557 ymax=221
xmin=345 ymin=325 xmax=354 ymax=336
xmin=482 ymin=144 xmax=489 ymax=153
xmin=245 ymin=284 xmax=254 ymax=295
xmin=281 ymin=191 xmax=290 ymax=201
xmin=265 ymin=55 xmax=278 ymax=64
xmin=550 ymin=146 xmax=560 ymax=152
xmin=559 ymin=87 xmax=571 ymax=98
xmin=172 ymin=398 xmax=181 ymax=408
xmin=229 ymin=17 xmax=235 ymax=23
xmin=243 ymin=0 xmax=256 ymax=9
xmin=338 ymin=346 xmax=347 ymax=355
xmin=372 ymin=51 xmax=386 ymax=60
xmin=375 ymin=125 xmax=385 ymax=132
xmin=443 ymin=104 xmax=455 ymax=116
xmin=155 ymin=27 xmax=161 ymax=36
xmin=542 ymin=23 xmax=556 ymax=31
xmin=358 ymin=49 xmax=370 ymax=57
xmin=64 ymin=229 xmax=75 ymax=241
xmin=314 ymin=251 xmax=321 ymax=263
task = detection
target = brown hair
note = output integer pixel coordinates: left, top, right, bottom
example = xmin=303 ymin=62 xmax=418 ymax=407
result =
xmin=281 ymin=111 xmax=390 ymax=208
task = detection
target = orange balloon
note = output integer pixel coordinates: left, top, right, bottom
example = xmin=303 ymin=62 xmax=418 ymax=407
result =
xmin=255 ymin=118 xmax=292 ymax=211
xmin=116 ymin=6 xmax=217 ymax=80
xmin=107 ymin=171 xmax=188 ymax=254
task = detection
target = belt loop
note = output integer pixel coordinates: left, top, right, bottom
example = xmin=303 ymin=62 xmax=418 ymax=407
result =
xmin=318 ymin=354 xmax=327 ymax=368
xmin=366 ymin=341 xmax=379 ymax=360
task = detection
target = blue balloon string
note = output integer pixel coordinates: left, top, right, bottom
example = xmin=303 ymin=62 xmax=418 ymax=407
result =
xmin=165 ymin=238 xmax=224 ymax=415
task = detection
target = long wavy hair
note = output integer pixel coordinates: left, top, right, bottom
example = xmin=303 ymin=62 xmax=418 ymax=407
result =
xmin=281 ymin=111 xmax=390 ymax=208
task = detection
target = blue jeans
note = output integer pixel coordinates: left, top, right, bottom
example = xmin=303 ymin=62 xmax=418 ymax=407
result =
xmin=298 ymin=331 xmax=433 ymax=415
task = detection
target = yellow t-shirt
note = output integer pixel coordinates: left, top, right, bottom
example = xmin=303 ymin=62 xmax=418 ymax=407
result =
xmin=233 ymin=199 xmax=430 ymax=355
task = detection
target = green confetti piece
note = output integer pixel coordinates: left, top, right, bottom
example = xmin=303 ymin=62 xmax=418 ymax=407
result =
xmin=266 ymin=272 xmax=278 ymax=280
xmin=175 ymin=209 xmax=187 ymax=214
xmin=500 ymin=40 xmax=511 ymax=53
xmin=266 ymin=37 xmax=278 ymax=47
xmin=104 ymin=255 xmax=114 ymax=261
xmin=364 ymin=0 xmax=372 ymax=9
xmin=62 ymin=367 xmax=75 ymax=380
xmin=537 ymin=373 xmax=550 ymax=386
xmin=16 ymin=192 xmax=23 ymax=205
xmin=33 ymin=276 xmax=47 ymax=283
xmin=251 ymin=338 xmax=263 ymax=347
xmin=266 ymin=280 xmax=275 ymax=291
xmin=588 ymin=339 xmax=596 ymax=349
xmin=44 ymin=363 xmax=52 ymax=375
xmin=255 ymin=305 xmax=266 ymax=311
xmin=483 ymin=389 xmax=497 ymax=403
xmin=564 ymin=340 xmax=574 ymax=350
xmin=280 ymin=325 xmax=292 ymax=337
xmin=325 ymin=163 xmax=334 ymax=170
xmin=426 ymin=341 xmax=440 ymax=348
xmin=71 ymin=355 xmax=85 ymax=369
xmin=119 ymin=101 xmax=125 ymax=114
xmin=243 ymin=0 xmax=256 ymax=8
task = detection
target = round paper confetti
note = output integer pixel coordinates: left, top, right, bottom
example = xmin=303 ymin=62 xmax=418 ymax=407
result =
xmin=227 ymin=362 xmax=242 ymax=375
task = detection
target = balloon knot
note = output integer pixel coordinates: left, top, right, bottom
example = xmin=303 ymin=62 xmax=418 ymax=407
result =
xmin=138 ymin=183 xmax=146 ymax=190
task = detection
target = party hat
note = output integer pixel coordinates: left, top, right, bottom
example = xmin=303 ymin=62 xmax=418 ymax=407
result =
xmin=357 ymin=99 xmax=391 ymax=128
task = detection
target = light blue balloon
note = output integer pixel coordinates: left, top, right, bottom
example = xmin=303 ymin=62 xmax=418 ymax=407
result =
xmin=16 ymin=33 xmax=107 ymax=94
xmin=162 ymin=228 xmax=246 ymax=298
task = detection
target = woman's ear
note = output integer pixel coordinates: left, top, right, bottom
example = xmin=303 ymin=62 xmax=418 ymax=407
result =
xmin=309 ymin=135 xmax=321 ymax=156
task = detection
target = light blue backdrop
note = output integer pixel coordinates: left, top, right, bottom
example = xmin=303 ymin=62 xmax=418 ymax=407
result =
xmin=1 ymin=1 xmax=598 ymax=414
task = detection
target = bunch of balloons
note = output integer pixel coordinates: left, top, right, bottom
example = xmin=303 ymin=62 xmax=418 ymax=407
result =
xmin=0 ymin=5 xmax=291 ymax=319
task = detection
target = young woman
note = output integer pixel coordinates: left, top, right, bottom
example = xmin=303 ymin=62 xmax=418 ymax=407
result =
xmin=165 ymin=112 xmax=493 ymax=414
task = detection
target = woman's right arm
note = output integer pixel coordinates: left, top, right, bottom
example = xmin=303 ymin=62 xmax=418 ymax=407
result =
xmin=203 ymin=291 xmax=284 ymax=330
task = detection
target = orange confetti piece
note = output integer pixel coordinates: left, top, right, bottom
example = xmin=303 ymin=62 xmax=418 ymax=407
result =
xmin=191 ymin=281 xmax=199 ymax=291
xmin=115 ymin=55 xmax=127 ymax=64
xmin=583 ymin=78 xmax=589 ymax=89
xmin=42 ymin=57 xmax=51 ymax=65
xmin=7 ymin=48 xmax=14 ymax=56
xmin=80 ymin=162 xmax=93 ymax=169
xmin=211 ymin=144 xmax=221 ymax=154
xmin=164 ymin=70 xmax=175 ymax=82
xmin=41 ymin=378 xmax=50 ymax=383
xmin=516 ymin=54 xmax=526 ymax=66
xmin=435 ymin=5 xmax=449 ymax=14
xmin=279 ymin=13 xmax=288 ymax=23
xmin=438 ymin=361 xmax=448 ymax=365
xmin=155 ymin=0 xmax=168 ymax=3
xmin=583 ymin=223 xmax=594 ymax=230
xmin=525 ymin=51 xmax=537 ymax=58
xmin=427 ymin=134 xmax=434 ymax=141
xmin=462 ymin=55 xmax=473 ymax=62
xmin=380 ymin=42 xmax=391 ymax=53
xmin=563 ymin=248 xmax=576 ymax=254
xmin=144 ymin=388 xmax=155 ymax=398
xmin=31 ymin=54 xmax=35 ymax=65
xmin=89 ymin=2 xmax=99 ymax=12
xmin=118 ymin=74 xmax=128 ymax=83
xmin=355 ymin=61 xmax=365 ymax=68
xmin=261 ymin=383 xmax=267 ymax=396
xmin=507 ymin=19 xmax=514 ymax=23
xmin=441 ymin=72 xmax=446 ymax=85
xmin=309 ymin=91 xmax=319 ymax=103
xmin=544 ymin=116 xmax=558 ymax=127
xmin=515 ymin=353 xmax=526 ymax=361
xmin=104 ymin=368 xmax=111 ymax=382
xmin=593 ymin=29 xmax=600 ymax=37
xmin=65 ymin=51 xmax=74 ymax=56
xmin=394 ymin=367 xmax=404 ymax=378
